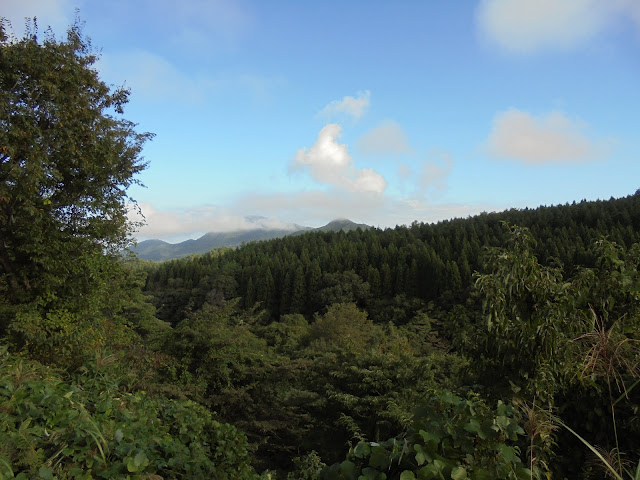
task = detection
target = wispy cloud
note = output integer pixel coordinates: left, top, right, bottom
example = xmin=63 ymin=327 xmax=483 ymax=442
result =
xmin=319 ymin=90 xmax=371 ymax=121
xmin=476 ymin=0 xmax=640 ymax=54
xmin=484 ymin=108 xmax=607 ymax=165
xmin=98 ymin=49 xmax=216 ymax=104
xmin=98 ymin=50 xmax=284 ymax=105
xmin=396 ymin=151 xmax=454 ymax=198
xmin=237 ymin=73 xmax=286 ymax=104
xmin=291 ymin=124 xmax=387 ymax=194
xmin=357 ymin=120 xmax=413 ymax=156
xmin=131 ymin=190 xmax=497 ymax=241
xmin=2 ymin=0 xmax=76 ymax=38
xmin=147 ymin=0 xmax=253 ymax=54
xmin=418 ymin=153 xmax=453 ymax=195
xmin=234 ymin=190 xmax=491 ymax=231
xmin=130 ymin=203 xmax=300 ymax=242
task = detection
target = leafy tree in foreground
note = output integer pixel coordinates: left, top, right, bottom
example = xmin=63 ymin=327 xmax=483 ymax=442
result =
xmin=0 ymin=18 xmax=155 ymax=364
xmin=474 ymin=224 xmax=640 ymax=478
xmin=0 ymin=18 xmax=152 ymax=310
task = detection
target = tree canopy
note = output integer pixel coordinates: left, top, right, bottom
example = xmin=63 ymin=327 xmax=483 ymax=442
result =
xmin=0 ymin=19 xmax=152 ymax=305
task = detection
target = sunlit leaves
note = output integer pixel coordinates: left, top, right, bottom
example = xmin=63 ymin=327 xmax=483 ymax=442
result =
xmin=0 ymin=19 xmax=152 ymax=304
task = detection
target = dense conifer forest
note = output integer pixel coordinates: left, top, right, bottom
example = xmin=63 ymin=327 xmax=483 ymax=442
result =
xmin=2 ymin=21 xmax=640 ymax=480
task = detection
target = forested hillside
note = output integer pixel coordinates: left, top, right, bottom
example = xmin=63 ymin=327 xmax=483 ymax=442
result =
xmin=145 ymin=192 xmax=640 ymax=325
xmin=136 ymin=190 xmax=640 ymax=478
xmin=2 ymin=20 xmax=640 ymax=480
xmin=132 ymin=218 xmax=370 ymax=261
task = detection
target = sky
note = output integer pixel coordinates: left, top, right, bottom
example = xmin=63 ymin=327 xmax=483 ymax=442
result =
xmin=3 ymin=0 xmax=640 ymax=242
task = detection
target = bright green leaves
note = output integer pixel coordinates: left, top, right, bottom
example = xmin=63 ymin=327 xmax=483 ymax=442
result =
xmin=450 ymin=466 xmax=467 ymax=479
xmin=322 ymin=391 xmax=529 ymax=480
xmin=475 ymin=224 xmax=583 ymax=401
xmin=0 ymin=346 xmax=260 ymax=479
xmin=353 ymin=442 xmax=372 ymax=459
xmin=38 ymin=466 xmax=54 ymax=480
xmin=125 ymin=451 xmax=149 ymax=473
xmin=399 ymin=471 xmax=415 ymax=480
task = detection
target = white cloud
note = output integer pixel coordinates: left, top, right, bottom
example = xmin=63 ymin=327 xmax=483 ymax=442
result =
xmin=292 ymin=124 xmax=387 ymax=194
xmin=397 ymin=163 xmax=412 ymax=179
xmin=484 ymin=108 xmax=602 ymax=164
xmin=476 ymin=0 xmax=640 ymax=54
xmin=130 ymin=203 xmax=300 ymax=242
xmin=319 ymin=91 xmax=371 ymax=121
xmin=132 ymin=191 xmax=498 ymax=242
xmin=357 ymin=120 xmax=412 ymax=156
xmin=235 ymin=190 xmax=492 ymax=231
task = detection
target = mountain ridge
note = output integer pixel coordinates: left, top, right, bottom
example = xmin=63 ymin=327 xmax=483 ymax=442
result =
xmin=131 ymin=218 xmax=371 ymax=261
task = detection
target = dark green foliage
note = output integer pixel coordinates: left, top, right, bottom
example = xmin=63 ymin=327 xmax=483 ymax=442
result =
xmin=137 ymin=193 xmax=640 ymax=476
xmin=152 ymin=300 xmax=468 ymax=473
xmin=0 ymin=346 xmax=260 ymax=479
xmin=474 ymin=224 xmax=577 ymax=400
xmin=144 ymin=192 xmax=640 ymax=325
xmin=7 ymin=255 xmax=157 ymax=368
xmin=320 ymin=391 xmax=530 ymax=480
xmin=0 ymin=19 xmax=267 ymax=480
xmin=0 ymin=19 xmax=152 ymax=307
xmin=473 ymin=224 xmax=640 ymax=478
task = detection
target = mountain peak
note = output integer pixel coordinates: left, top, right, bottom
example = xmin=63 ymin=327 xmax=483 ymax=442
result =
xmin=318 ymin=219 xmax=370 ymax=232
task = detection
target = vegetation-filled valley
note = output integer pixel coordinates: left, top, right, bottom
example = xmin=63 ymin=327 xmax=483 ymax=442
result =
xmin=2 ymin=21 xmax=640 ymax=480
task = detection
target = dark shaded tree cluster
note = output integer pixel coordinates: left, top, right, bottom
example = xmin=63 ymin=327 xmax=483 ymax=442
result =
xmin=0 ymin=20 xmax=262 ymax=479
xmin=144 ymin=191 xmax=640 ymax=326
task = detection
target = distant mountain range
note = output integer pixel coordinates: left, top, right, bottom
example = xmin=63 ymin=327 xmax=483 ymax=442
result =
xmin=131 ymin=218 xmax=371 ymax=261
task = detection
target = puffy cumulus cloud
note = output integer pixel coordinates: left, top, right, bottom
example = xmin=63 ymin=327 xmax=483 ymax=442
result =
xmin=357 ymin=120 xmax=413 ymax=156
xmin=129 ymin=203 xmax=300 ymax=242
xmin=319 ymin=91 xmax=371 ymax=121
xmin=353 ymin=169 xmax=387 ymax=194
xmin=476 ymin=0 xmax=640 ymax=54
xmin=485 ymin=108 xmax=603 ymax=165
xmin=292 ymin=124 xmax=387 ymax=194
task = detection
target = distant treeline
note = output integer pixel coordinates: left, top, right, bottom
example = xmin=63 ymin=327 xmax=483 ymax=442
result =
xmin=144 ymin=190 xmax=640 ymax=325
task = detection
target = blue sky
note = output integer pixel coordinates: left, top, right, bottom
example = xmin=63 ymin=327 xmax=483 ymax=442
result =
xmin=4 ymin=0 xmax=640 ymax=242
